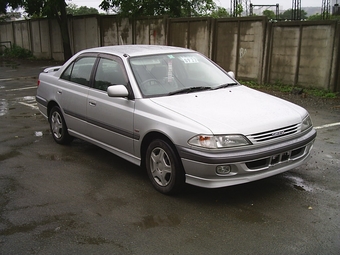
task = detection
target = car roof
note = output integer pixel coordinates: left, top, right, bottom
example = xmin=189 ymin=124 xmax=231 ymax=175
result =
xmin=80 ymin=45 xmax=195 ymax=58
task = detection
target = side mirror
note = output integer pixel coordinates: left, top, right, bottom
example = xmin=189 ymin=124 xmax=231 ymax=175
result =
xmin=107 ymin=85 xmax=129 ymax=97
xmin=227 ymin=71 xmax=235 ymax=79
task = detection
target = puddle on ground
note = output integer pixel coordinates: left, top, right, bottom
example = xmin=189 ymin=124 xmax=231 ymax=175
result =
xmin=37 ymin=153 xmax=73 ymax=162
xmin=76 ymin=236 xmax=111 ymax=245
xmin=284 ymin=174 xmax=313 ymax=192
xmin=0 ymin=150 xmax=21 ymax=161
xmin=293 ymin=185 xmax=306 ymax=191
xmin=0 ymin=99 xmax=8 ymax=116
xmin=0 ymin=60 xmax=18 ymax=69
xmin=21 ymin=96 xmax=36 ymax=101
xmin=134 ymin=214 xmax=181 ymax=230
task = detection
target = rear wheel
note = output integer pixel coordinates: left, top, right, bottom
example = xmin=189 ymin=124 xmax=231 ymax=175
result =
xmin=49 ymin=106 xmax=73 ymax=145
xmin=146 ymin=139 xmax=185 ymax=195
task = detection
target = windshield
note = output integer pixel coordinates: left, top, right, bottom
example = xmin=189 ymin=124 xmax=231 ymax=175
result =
xmin=129 ymin=52 xmax=237 ymax=97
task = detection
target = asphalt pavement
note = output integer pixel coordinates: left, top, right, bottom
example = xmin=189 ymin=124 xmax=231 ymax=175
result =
xmin=0 ymin=59 xmax=62 ymax=80
xmin=0 ymin=59 xmax=339 ymax=254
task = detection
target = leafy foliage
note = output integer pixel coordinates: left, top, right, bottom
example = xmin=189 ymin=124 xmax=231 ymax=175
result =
xmin=234 ymin=3 xmax=243 ymax=17
xmin=241 ymin=80 xmax=338 ymax=99
xmin=1 ymin=0 xmax=72 ymax=60
xmin=308 ymin=12 xmax=340 ymax=21
xmin=279 ymin=9 xmax=308 ymax=20
xmin=210 ymin=6 xmax=229 ymax=18
xmin=262 ymin=10 xmax=276 ymax=20
xmin=2 ymin=44 xmax=34 ymax=59
xmin=307 ymin=13 xmax=323 ymax=20
xmin=99 ymin=0 xmax=217 ymax=17
xmin=66 ymin=3 xmax=99 ymax=15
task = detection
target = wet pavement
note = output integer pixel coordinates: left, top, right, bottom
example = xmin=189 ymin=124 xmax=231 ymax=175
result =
xmin=0 ymin=59 xmax=339 ymax=254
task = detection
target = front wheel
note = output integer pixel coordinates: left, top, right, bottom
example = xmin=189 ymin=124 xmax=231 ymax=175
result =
xmin=49 ymin=106 xmax=73 ymax=145
xmin=145 ymin=139 xmax=185 ymax=195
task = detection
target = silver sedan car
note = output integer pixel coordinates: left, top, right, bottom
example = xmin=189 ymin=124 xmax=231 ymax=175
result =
xmin=36 ymin=45 xmax=316 ymax=194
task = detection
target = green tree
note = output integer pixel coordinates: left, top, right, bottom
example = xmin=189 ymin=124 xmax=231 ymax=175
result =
xmin=1 ymin=0 xmax=72 ymax=60
xmin=66 ymin=3 xmax=99 ymax=15
xmin=280 ymin=8 xmax=308 ymax=20
xmin=262 ymin=9 xmax=276 ymax=19
xmin=234 ymin=3 xmax=243 ymax=17
xmin=307 ymin=13 xmax=322 ymax=20
xmin=308 ymin=12 xmax=340 ymax=21
xmin=210 ymin=6 xmax=229 ymax=18
xmin=99 ymin=0 xmax=216 ymax=18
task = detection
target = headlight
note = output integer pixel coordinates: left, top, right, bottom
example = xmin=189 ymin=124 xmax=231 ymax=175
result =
xmin=188 ymin=134 xmax=251 ymax=149
xmin=301 ymin=115 xmax=313 ymax=132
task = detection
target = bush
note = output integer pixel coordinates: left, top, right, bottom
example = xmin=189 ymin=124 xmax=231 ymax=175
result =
xmin=2 ymin=44 xmax=34 ymax=59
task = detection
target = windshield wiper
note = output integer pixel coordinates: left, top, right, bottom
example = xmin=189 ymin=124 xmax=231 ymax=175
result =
xmin=169 ymin=86 xmax=212 ymax=95
xmin=212 ymin=83 xmax=238 ymax=90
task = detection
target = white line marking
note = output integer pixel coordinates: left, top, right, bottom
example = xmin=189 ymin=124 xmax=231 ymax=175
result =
xmin=18 ymin=102 xmax=38 ymax=110
xmin=315 ymin=122 xmax=340 ymax=130
xmin=5 ymin=86 xmax=37 ymax=92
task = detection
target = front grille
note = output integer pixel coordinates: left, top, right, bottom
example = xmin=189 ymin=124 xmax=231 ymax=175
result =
xmin=247 ymin=124 xmax=299 ymax=143
xmin=245 ymin=146 xmax=306 ymax=170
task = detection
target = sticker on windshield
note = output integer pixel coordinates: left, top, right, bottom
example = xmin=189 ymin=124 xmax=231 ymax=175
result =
xmin=167 ymin=55 xmax=175 ymax=59
xmin=179 ymin=56 xmax=199 ymax=64
xmin=168 ymin=60 xmax=173 ymax=82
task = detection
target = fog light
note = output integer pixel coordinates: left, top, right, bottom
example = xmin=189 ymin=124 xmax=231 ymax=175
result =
xmin=216 ymin=165 xmax=231 ymax=175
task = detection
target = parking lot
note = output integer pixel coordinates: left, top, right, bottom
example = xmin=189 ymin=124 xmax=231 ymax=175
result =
xmin=0 ymin=60 xmax=339 ymax=254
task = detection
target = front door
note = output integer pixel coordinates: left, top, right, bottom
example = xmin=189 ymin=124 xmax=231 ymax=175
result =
xmin=86 ymin=56 xmax=135 ymax=160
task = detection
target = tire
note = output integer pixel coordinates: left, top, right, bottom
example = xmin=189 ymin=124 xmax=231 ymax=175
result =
xmin=145 ymin=139 xmax=185 ymax=195
xmin=49 ymin=106 xmax=73 ymax=145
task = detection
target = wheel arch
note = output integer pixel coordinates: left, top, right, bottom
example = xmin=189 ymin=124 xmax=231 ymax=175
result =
xmin=47 ymin=101 xmax=60 ymax=121
xmin=140 ymin=131 xmax=184 ymax=173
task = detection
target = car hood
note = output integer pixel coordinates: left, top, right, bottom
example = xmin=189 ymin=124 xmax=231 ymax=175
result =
xmin=150 ymin=85 xmax=306 ymax=135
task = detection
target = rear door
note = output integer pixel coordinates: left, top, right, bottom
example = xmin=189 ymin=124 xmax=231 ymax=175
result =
xmin=58 ymin=54 xmax=97 ymax=136
xmin=86 ymin=54 xmax=135 ymax=158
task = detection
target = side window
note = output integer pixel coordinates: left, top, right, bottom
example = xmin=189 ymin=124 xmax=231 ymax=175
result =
xmin=60 ymin=62 xmax=74 ymax=81
xmin=94 ymin=58 xmax=128 ymax=91
xmin=63 ymin=57 xmax=96 ymax=86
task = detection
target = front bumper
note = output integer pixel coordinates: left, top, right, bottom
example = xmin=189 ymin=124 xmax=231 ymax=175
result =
xmin=176 ymin=128 xmax=316 ymax=188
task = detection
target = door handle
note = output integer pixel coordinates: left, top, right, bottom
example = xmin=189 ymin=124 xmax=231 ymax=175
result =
xmin=89 ymin=101 xmax=96 ymax=106
xmin=57 ymin=90 xmax=62 ymax=94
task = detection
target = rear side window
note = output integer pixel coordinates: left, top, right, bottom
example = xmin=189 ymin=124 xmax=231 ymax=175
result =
xmin=61 ymin=57 xmax=96 ymax=87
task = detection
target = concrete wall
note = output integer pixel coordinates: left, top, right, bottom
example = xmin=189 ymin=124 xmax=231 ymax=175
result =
xmin=213 ymin=17 xmax=266 ymax=82
xmin=30 ymin=19 xmax=51 ymax=59
xmin=101 ymin=16 xmax=123 ymax=46
xmin=0 ymin=23 xmax=14 ymax=43
xmin=49 ymin=19 xmax=64 ymax=61
xmin=101 ymin=16 xmax=166 ymax=46
xmin=135 ymin=17 xmax=167 ymax=45
xmin=13 ymin=21 xmax=30 ymax=50
xmin=268 ymin=21 xmax=339 ymax=91
xmin=168 ymin=17 xmax=212 ymax=57
xmin=71 ymin=15 xmax=100 ymax=53
xmin=0 ymin=15 xmax=339 ymax=92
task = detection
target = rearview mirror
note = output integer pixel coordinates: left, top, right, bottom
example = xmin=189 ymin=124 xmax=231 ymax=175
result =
xmin=227 ymin=71 xmax=235 ymax=79
xmin=107 ymin=85 xmax=129 ymax=97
